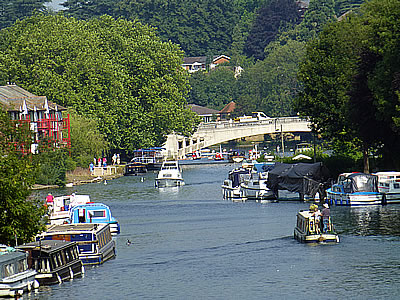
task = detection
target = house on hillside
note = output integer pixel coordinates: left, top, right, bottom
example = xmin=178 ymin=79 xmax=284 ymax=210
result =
xmin=0 ymin=84 xmax=71 ymax=154
xmin=182 ymin=55 xmax=231 ymax=73
xmin=188 ymin=104 xmax=220 ymax=123
xmin=219 ymin=101 xmax=236 ymax=120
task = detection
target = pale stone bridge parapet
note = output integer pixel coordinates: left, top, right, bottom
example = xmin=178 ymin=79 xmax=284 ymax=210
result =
xmin=164 ymin=117 xmax=311 ymax=160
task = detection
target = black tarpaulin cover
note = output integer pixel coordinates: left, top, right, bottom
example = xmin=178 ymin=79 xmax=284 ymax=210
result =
xmin=267 ymin=162 xmax=330 ymax=196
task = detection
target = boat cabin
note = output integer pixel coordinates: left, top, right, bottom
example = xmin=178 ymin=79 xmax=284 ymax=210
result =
xmin=0 ymin=249 xmax=38 ymax=297
xmin=36 ymin=224 xmax=115 ymax=265
xmin=69 ymin=203 xmax=120 ymax=235
xmin=17 ymin=240 xmax=84 ymax=285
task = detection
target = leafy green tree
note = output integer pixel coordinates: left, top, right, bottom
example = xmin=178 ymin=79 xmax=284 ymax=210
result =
xmin=68 ymin=108 xmax=108 ymax=167
xmin=188 ymin=67 xmax=238 ymax=110
xmin=236 ymin=39 xmax=305 ymax=116
xmin=0 ymin=14 xmax=198 ymax=153
xmin=0 ymin=0 xmax=50 ymax=29
xmin=0 ymin=109 xmax=45 ymax=245
xmin=334 ymin=0 xmax=364 ymax=17
xmin=296 ymin=0 xmax=400 ymax=171
xmin=244 ymin=0 xmax=301 ymax=60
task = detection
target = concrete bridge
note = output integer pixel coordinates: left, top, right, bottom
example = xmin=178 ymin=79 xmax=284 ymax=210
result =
xmin=164 ymin=117 xmax=312 ymax=159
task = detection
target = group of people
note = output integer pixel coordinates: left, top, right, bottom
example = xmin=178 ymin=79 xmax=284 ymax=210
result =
xmin=309 ymin=203 xmax=331 ymax=233
xmin=89 ymin=154 xmax=120 ymax=174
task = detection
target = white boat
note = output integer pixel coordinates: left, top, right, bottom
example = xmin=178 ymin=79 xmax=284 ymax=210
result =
xmin=240 ymin=171 xmax=274 ymax=201
xmin=294 ymin=210 xmax=339 ymax=244
xmin=155 ymin=161 xmax=185 ymax=187
xmin=374 ymin=171 xmax=400 ymax=204
xmin=326 ymin=173 xmax=384 ymax=206
xmin=48 ymin=194 xmax=91 ymax=225
xmin=221 ymin=168 xmax=250 ymax=201
xmin=0 ymin=246 xmax=39 ymax=297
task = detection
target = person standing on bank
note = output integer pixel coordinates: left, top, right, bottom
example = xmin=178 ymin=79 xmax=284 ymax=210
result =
xmin=322 ymin=203 xmax=330 ymax=233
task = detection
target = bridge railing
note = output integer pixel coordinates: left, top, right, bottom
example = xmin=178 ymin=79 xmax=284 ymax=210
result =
xmin=198 ymin=117 xmax=308 ymax=130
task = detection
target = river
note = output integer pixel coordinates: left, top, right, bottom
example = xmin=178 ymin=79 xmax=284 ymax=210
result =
xmin=27 ymin=163 xmax=400 ymax=299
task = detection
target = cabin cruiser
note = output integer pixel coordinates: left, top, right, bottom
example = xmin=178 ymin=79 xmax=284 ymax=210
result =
xmin=374 ymin=171 xmax=400 ymax=204
xmin=155 ymin=161 xmax=185 ymax=188
xmin=69 ymin=203 xmax=120 ymax=235
xmin=37 ymin=224 xmax=116 ymax=265
xmin=221 ymin=168 xmax=251 ymax=201
xmin=294 ymin=209 xmax=339 ymax=244
xmin=0 ymin=246 xmax=39 ymax=297
xmin=326 ymin=173 xmax=384 ymax=206
xmin=17 ymin=240 xmax=84 ymax=285
xmin=48 ymin=194 xmax=91 ymax=225
xmin=241 ymin=171 xmax=275 ymax=201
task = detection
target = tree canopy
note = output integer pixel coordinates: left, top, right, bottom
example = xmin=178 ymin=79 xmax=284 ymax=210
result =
xmin=0 ymin=14 xmax=199 ymax=153
xmin=295 ymin=0 xmax=400 ymax=170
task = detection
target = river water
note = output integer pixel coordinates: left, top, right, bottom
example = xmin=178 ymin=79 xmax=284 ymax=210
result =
xmin=27 ymin=163 xmax=400 ymax=299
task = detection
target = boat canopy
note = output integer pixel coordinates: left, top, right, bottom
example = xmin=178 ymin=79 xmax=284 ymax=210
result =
xmin=228 ymin=168 xmax=250 ymax=187
xmin=342 ymin=173 xmax=379 ymax=193
xmin=267 ymin=162 xmax=330 ymax=196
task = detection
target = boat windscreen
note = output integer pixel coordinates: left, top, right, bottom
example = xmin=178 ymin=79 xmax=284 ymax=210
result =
xmin=350 ymin=174 xmax=378 ymax=192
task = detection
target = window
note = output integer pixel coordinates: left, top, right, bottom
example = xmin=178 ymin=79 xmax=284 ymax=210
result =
xmin=91 ymin=210 xmax=106 ymax=218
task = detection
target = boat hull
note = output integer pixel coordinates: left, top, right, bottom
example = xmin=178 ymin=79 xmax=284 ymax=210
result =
xmin=241 ymin=185 xmax=274 ymax=201
xmin=155 ymin=178 xmax=184 ymax=188
xmin=221 ymin=185 xmax=246 ymax=201
xmin=326 ymin=190 xmax=384 ymax=206
xmin=0 ymin=270 xmax=38 ymax=297
xmin=35 ymin=261 xmax=84 ymax=285
xmin=294 ymin=228 xmax=339 ymax=244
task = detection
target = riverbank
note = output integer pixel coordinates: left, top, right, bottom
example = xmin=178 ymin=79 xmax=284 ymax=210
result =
xmin=31 ymin=166 xmax=125 ymax=190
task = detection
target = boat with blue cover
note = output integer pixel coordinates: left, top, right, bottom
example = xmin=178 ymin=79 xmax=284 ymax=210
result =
xmin=69 ymin=203 xmax=120 ymax=235
xmin=326 ymin=173 xmax=384 ymax=206
xmin=36 ymin=224 xmax=116 ymax=266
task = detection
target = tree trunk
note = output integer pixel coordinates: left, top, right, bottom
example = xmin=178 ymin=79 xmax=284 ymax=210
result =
xmin=363 ymin=142 xmax=369 ymax=174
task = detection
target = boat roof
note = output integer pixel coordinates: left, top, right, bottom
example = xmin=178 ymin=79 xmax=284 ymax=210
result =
xmin=0 ymin=250 xmax=26 ymax=264
xmin=43 ymin=223 xmax=108 ymax=234
xmin=17 ymin=240 xmax=75 ymax=253
xmin=71 ymin=203 xmax=111 ymax=210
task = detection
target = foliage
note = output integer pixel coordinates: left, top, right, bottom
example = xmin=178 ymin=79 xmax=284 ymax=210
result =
xmin=334 ymin=0 xmax=365 ymax=17
xmin=33 ymin=147 xmax=73 ymax=187
xmin=295 ymin=0 xmax=400 ymax=170
xmin=68 ymin=108 xmax=108 ymax=167
xmin=0 ymin=0 xmax=50 ymax=29
xmin=236 ymin=39 xmax=305 ymax=116
xmin=0 ymin=14 xmax=199 ymax=153
xmin=244 ymin=0 xmax=302 ymax=60
xmin=0 ymin=109 xmax=45 ymax=245
xmin=188 ymin=68 xmax=238 ymax=110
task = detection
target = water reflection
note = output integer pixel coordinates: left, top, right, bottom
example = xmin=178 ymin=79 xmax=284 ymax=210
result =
xmin=334 ymin=205 xmax=400 ymax=236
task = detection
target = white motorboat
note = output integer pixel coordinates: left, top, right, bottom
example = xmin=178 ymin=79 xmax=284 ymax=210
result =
xmin=221 ymin=168 xmax=250 ymax=201
xmin=48 ymin=194 xmax=91 ymax=225
xmin=241 ymin=171 xmax=274 ymax=201
xmin=326 ymin=173 xmax=384 ymax=206
xmin=0 ymin=247 xmax=39 ymax=297
xmin=374 ymin=171 xmax=400 ymax=204
xmin=155 ymin=161 xmax=185 ymax=187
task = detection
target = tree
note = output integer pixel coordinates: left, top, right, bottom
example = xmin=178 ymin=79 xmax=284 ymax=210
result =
xmin=188 ymin=67 xmax=238 ymax=110
xmin=244 ymin=0 xmax=301 ymax=60
xmin=0 ymin=109 xmax=45 ymax=245
xmin=236 ymin=39 xmax=305 ymax=116
xmin=296 ymin=0 xmax=400 ymax=171
xmin=0 ymin=0 xmax=50 ymax=29
xmin=68 ymin=108 xmax=108 ymax=167
xmin=0 ymin=14 xmax=199 ymax=153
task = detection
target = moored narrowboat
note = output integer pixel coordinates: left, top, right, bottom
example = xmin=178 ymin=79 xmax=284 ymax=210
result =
xmin=17 ymin=240 xmax=84 ymax=285
xmin=0 ymin=247 xmax=39 ymax=297
xmin=36 ymin=224 xmax=115 ymax=265
xmin=294 ymin=210 xmax=339 ymax=244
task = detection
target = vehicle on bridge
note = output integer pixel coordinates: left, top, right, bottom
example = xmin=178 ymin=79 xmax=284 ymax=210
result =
xmin=234 ymin=112 xmax=270 ymax=123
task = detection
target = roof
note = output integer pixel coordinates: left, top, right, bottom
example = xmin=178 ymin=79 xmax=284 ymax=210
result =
xmin=18 ymin=240 xmax=75 ymax=253
xmin=220 ymin=101 xmax=236 ymax=113
xmin=0 ymin=84 xmax=66 ymax=112
xmin=212 ymin=55 xmax=231 ymax=63
xmin=45 ymin=223 xmax=107 ymax=233
xmin=188 ymin=104 xmax=220 ymax=116
xmin=182 ymin=56 xmax=207 ymax=65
